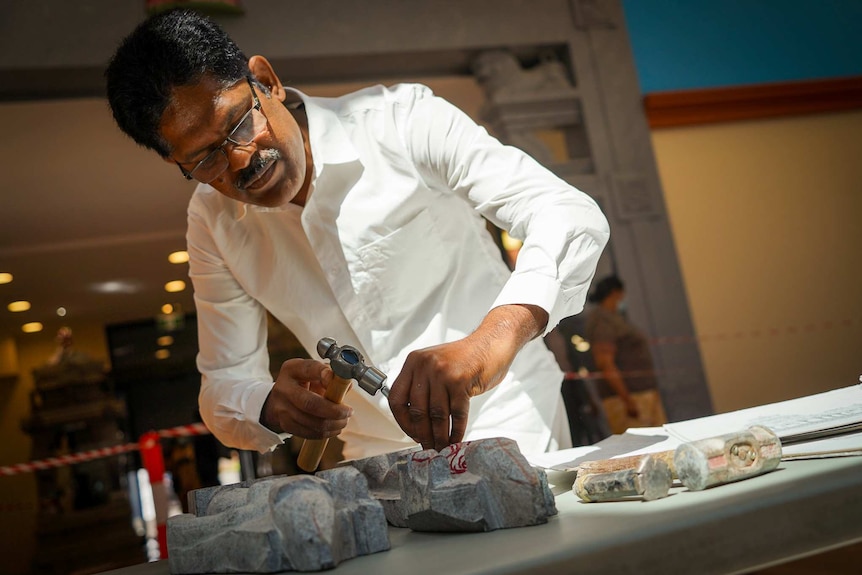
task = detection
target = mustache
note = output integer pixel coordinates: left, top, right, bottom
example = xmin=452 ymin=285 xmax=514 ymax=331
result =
xmin=236 ymin=148 xmax=282 ymax=191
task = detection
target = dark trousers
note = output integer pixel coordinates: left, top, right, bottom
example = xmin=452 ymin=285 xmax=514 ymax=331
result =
xmin=561 ymin=377 xmax=610 ymax=446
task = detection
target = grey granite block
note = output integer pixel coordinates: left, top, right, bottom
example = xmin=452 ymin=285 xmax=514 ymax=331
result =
xmin=349 ymin=437 xmax=557 ymax=532
xmin=168 ymin=467 xmax=390 ymax=573
xmin=170 ymin=437 xmax=555 ymax=572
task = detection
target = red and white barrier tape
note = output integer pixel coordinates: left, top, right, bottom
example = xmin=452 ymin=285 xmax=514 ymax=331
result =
xmin=646 ymin=317 xmax=859 ymax=347
xmin=0 ymin=443 xmax=139 ymax=476
xmin=157 ymin=422 xmax=210 ymax=439
xmin=0 ymin=423 xmax=211 ymax=477
xmin=3 ymin=315 xmax=859 ymax=477
xmin=564 ymin=368 xmax=666 ymax=382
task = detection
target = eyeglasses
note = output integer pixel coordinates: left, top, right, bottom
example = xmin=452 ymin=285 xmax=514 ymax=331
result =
xmin=177 ymin=77 xmax=268 ymax=184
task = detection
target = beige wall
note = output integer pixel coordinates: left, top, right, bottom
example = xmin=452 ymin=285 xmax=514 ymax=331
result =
xmin=0 ymin=323 xmax=109 ymax=573
xmin=652 ymin=110 xmax=862 ymax=413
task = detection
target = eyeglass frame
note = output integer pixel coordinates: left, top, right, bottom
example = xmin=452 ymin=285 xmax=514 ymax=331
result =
xmin=175 ymin=76 xmax=267 ymax=184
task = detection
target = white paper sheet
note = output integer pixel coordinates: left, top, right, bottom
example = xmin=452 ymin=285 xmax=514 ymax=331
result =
xmin=527 ymin=430 xmax=680 ymax=471
xmin=530 ymin=384 xmax=862 ymax=470
xmin=663 ymin=384 xmax=862 ymax=444
xmin=781 ymin=430 xmax=862 ymax=459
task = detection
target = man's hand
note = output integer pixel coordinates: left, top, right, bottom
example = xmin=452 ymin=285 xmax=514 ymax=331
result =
xmin=388 ymin=304 xmax=548 ymax=452
xmin=623 ymin=394 xmax=640 ymax=419
xmin=260 ymin=358 xmax=353 ymax=438
xmin=592 ymin=343 xmax=639 ymax=417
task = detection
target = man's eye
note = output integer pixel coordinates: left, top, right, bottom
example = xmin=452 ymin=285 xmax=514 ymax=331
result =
xmin=199 ymin=152 xmax=221 ymax=167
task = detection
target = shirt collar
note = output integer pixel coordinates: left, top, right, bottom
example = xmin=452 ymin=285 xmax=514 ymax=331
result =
xmin=231 ymin=87 xmax=360 ymax=220
xmin=287 ymin=87 xmax=360 ymax=170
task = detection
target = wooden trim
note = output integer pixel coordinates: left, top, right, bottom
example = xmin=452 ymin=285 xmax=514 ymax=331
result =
xmin=644 ymin=76 xmax=862 ymax=129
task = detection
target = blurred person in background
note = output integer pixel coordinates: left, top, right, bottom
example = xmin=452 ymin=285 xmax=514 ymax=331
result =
xmin=584 ymin=275 xmax=667 ymax=434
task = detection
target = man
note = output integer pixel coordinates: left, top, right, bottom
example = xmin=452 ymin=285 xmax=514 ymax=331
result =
xmin=544 ymin=319 xmax=611 ymax=446
xmin=106 ymin=9 xmax=609 ymax=461
xmin=584 ymin=275 xmax=667 ymax=434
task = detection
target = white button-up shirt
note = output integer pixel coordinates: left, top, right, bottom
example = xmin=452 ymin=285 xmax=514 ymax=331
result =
xmin=187 ymin=83 xmax=609 ymax=460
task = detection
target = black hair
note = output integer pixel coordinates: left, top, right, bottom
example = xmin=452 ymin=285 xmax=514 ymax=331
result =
xmin=105 ymin=9 xmax=249 ymax=157
xmin=588 ymin=275 xmax=624 ymax=304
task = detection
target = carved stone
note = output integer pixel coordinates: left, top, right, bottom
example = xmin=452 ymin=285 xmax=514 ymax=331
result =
xmin=349 ymin=437 xmax=557 ymax=532
xmin=472 ymin=50 xmax=573 ymax=102
xmin=472 ymin=49 xmax=591 ymax=174
xmin=170 ymin=438 xmax=556 ymax=572
xmin=167 ymin=467 xmax=390 ymax=573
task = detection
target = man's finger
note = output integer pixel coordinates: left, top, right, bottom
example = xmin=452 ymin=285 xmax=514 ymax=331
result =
xmin=388 ymin=372 xmax=416 ymax=441
xmin=406 ymin=374 xmax=435 ymax=449
xmin=279 ymin=358 xmax=331 ymax=384
xmin=308 ymin=380 xmax=328 ymax=397
xmin=287 ymin=408 xmax=350 ymax=438
xmin=428 ymin=382 xmax=451 ymax=451
xmin=448 ymin=394 xmax=470 ymax=445
xmin=288 ymin=384 xmax=352 ymax=420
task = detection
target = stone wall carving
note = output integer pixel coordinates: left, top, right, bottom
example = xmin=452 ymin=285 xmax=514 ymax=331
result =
xmin=472 ymin=49 xmax=593 ymax=175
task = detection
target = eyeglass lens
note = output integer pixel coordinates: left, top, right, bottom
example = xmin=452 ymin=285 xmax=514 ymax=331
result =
xmin=189 ymin=92 xmax=266 ymax=183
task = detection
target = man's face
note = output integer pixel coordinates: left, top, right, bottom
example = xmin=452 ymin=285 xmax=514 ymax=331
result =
xmin=159 ymin=74 xmax=308 ymax=208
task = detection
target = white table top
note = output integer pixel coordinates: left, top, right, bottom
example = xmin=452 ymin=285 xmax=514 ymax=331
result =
xmin=102 ymin=456 xmax=862 ymax=575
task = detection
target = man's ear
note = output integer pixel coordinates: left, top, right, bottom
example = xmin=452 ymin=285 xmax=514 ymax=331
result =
xmin=248 ymin=55 xmax=286 ymax=102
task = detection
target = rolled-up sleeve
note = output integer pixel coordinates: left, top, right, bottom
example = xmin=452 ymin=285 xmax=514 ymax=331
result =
xmin=402 ymin=86 xmax=610 ymax=332
xmin=187 ymin=194 xmax=288 ymax=453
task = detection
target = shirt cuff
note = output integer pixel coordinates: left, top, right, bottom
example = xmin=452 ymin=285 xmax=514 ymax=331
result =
xmin=245 ymin=381 xmax=291 ymax=453
xmin=491 ymin=271 xmax=560 ymax=319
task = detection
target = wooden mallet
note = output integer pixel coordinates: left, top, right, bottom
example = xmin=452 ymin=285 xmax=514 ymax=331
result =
xmin=296 ymin=337 xmax=388 ymax=472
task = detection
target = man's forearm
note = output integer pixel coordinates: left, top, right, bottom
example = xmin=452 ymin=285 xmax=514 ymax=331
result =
xmin=477 ymin=304 xmax=548 ymax=350
xmin=602 ymin=366 xmax=631 ymax=401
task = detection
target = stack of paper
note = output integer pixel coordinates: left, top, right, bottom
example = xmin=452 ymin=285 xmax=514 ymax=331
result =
xmin=663 ymin=384 xmax=862 ymax=458
xmin=529 ymin=384 xmax=862 ymax=471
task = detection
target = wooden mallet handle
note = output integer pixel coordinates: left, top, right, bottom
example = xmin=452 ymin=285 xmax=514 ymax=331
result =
xmin=296 ymin=374 xmax=352 ymax=472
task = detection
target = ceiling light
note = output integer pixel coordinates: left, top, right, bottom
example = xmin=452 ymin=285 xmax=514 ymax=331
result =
xmin=56 ymin=307 xmax=67 ymax=317
xmin=164 ymin=280 xmax=186 ymax=293
xmin=92 ymin=280 xmax=141 ymax=294
xmin=168 ymin=251 xmax=190 ymax=264
xmin=22 ymin=322 xmax=43 ymax=333
xmin=570 ymin=334 xmax=591 ymax=353
xmin=7 ymin=301 xmax=31 ymax=312
xmin=155 ymin=349 xmax=171 ymax=360
xmin=0 ymin=273 xmax=12 ymax=284
xmin=161 ymin=304 xmax=174 ymax=314
xmin=157 ymin=335 xmax=174 ymax=347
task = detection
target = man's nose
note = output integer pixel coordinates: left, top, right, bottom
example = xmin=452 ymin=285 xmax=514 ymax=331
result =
xmin=226 ymin=141 xmax=257 ymax=172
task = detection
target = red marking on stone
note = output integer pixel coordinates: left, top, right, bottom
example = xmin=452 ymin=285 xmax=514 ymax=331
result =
xmin=446 ymin=443 xmax=468 ymax=474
